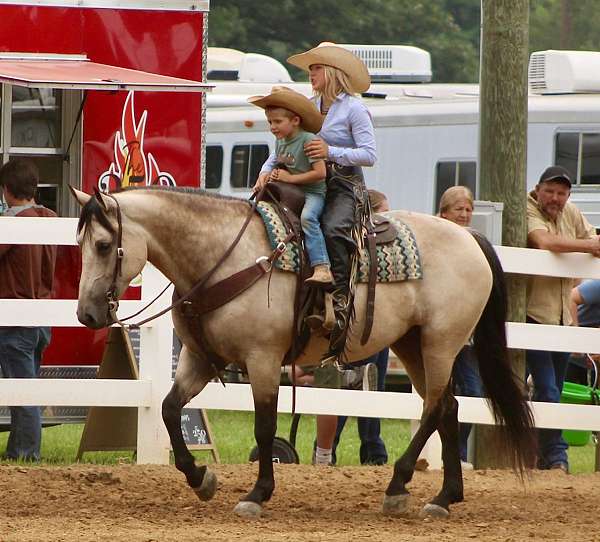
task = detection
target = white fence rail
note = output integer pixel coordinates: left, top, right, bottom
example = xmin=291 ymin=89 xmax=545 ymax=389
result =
xmin=1 ymin=217 xmax=600 ymax=465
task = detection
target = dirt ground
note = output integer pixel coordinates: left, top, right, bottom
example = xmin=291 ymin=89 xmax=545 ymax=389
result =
xmin=0 ymin=463 xmax=598 ymax=542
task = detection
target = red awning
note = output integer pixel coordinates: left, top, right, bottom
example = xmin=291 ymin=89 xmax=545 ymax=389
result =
xmin=0 ymin=55 xmax=212 ymax=92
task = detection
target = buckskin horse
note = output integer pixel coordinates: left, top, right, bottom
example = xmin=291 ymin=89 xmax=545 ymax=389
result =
xmin=71 ymin=186 xmax=535 ymax=519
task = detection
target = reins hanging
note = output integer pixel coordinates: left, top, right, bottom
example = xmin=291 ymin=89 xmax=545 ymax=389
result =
xmin=101 ymin=185 xmax=278 ymax=328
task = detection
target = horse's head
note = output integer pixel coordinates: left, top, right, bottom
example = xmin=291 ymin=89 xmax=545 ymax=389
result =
xmin=70 ymin=187 xmax=148 ymax=328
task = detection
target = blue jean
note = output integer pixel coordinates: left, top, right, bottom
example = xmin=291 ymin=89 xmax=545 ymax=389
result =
xmin=333 ymin=348 xmax=389 ymax=464
xmin=0 ymin=327 xmax=50 ymax=460
xmin=453 ymin=345 xmax=483 ymax=462
xmin=526 ymin=346 xmax=570 ymax=468
xmin=301 ymin=192 xmax=330 ymax=268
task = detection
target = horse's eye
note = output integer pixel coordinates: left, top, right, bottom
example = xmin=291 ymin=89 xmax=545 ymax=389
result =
xmin=96 ymin=241 xmax=111 ymax=254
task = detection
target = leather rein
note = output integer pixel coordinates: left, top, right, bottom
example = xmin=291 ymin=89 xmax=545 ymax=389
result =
xmin=100 ymin=188 xmax=293 ymax=329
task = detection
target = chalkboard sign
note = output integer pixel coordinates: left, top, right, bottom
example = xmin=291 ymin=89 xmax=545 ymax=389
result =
xmin=180 ymin=408 xmax=219 ymax=462
xmin=181 ymin=409 xmax=209 ymax=445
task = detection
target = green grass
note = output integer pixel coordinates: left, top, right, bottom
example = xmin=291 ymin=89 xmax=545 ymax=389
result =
xmin=0 ymin=411 xmax=596 ymax=473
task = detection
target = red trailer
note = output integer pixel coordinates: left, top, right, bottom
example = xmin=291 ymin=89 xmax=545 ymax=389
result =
xmin=0 ymin=1 xmax=210 ymax=371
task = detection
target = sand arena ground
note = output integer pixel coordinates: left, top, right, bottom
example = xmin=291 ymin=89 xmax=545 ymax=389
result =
xmin=1 ymin=463 xmax=598 ymax=541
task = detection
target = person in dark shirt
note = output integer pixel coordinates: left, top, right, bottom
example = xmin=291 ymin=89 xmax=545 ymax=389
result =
xmin=0 ymin=159 xmax=57 ymax=461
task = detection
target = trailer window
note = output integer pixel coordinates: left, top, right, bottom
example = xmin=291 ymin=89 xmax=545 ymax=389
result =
xmin=1 ymin=84 xmax=76 ymax=216
xmin=555 ymin=132 xmax=600 ymax=185
xmin=205 ymin=145 xmax=223 ymax=189
xmin=11 ymin=87 xmax=62 ymax=148
xmin=230 ymin=144 xmax=270 ymax=189
xmin=434 ymin=160 xmax=477 ymax=212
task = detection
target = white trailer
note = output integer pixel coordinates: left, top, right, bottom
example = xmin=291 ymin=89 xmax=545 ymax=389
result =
xmin=205 ymin=46 xmax=600 ymax=226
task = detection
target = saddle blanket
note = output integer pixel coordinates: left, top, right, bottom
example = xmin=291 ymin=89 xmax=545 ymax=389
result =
xmin=256 ymin=202 xmax=423 ymax=283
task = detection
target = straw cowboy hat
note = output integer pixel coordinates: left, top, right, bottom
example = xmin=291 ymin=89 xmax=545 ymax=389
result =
xmin=287 ymin=43 xmax=371 ymax=94
xmin=248 ymin=86 xmax=323 ymax=134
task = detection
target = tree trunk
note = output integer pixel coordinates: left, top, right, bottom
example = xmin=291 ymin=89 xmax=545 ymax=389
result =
xmin=474 ymin=0 xmax=529 ymax=469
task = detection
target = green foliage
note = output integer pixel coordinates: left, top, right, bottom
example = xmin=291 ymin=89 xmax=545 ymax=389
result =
xmin=530 ymin=0 xmax=600 ymax=52
xmin=208 ymin=0 xmax=480 ymax=83
xmin=208 ymin=1 xmax=600 ymax=84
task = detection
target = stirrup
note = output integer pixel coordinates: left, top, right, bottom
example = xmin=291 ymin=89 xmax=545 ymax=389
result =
xmin=304 ymin=292 xmax=336 ymax=333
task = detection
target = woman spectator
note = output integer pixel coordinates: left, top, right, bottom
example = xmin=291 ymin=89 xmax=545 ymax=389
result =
xmin=439 ymin=186 xmax=484 ymax=469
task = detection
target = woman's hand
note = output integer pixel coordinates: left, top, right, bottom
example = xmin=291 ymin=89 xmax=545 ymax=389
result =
xmin=304 ymin=138 xmax=329 ymax=160
xmin=252 ymin=172 xmax=270 ymax=193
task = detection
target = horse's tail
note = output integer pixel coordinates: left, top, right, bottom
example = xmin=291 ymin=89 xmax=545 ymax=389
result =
xmin=469 ymin=229 xmax=537 ymax=475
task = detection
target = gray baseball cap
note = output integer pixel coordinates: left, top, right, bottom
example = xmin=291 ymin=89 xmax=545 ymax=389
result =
xmin=539 ymin=165 xmax=572 ymax=187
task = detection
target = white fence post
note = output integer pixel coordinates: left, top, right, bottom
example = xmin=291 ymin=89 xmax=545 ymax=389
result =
xmin=136 ymin=264 xmax=173 ymax=464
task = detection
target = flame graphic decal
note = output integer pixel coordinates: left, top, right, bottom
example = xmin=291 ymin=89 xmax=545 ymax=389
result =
xmin=98 ymin=91 xmax=176 ymax=192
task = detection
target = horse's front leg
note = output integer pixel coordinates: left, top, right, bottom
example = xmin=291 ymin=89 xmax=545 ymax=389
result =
xmin=234 ymin=358 xmax=281 ymax=518
xmin=162 ymin=345 xmax=218 ymax=502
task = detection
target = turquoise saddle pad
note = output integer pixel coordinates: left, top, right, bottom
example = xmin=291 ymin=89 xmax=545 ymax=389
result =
xmin=256 ymin=202 xmax=423 ymax=283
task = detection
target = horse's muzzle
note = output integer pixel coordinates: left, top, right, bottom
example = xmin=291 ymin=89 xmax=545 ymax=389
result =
xmin=77 ymin=304 xmax=110 ymax=329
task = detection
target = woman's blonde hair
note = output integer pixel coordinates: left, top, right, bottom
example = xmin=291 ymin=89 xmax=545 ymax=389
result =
xmin=316 ymin=65 xmax=356 ymax=105
xmin=438 ymin=186 xmax=474 ymax=216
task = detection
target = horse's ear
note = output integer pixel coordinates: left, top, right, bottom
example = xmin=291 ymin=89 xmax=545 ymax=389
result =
xmin=92 ymin=186 xmax=110 ymax=212
xmin=69 ymin=186 xmax=91 ymax=207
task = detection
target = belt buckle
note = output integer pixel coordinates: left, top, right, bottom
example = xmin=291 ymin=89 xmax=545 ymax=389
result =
xmin=256 ymin=256 xmax=271 ymax=272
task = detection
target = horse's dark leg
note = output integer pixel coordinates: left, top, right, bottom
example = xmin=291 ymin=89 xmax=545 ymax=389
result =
xmin=162 ymin=346 xmax=217 ymax=501
xmin=383 ymin=400 xmax=442 ymax=515
xmin=234 ymin=361 xmax=280 ymax=518
xmin=425 ymin=388 xmax=463 ymax=518
xmin=384 ymin=330 xmax=443 ymax=515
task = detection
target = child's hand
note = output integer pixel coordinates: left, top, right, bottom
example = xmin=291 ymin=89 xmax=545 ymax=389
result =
xmin=271 ymin=168 xmax=292 ymax=183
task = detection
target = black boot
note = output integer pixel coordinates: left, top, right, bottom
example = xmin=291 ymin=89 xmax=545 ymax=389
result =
xmin=322 ymin=287 xmax=352 ymax=364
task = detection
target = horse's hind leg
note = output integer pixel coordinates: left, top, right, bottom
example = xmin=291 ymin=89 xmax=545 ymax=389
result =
xmin=391 ymin=326 xmax=463 ymax=519
xmin=424 ymin=387 xmax=463 ymax=518
xmin=234 ymin=355 xmax=281 ymax=518
xmin=383 ymin=329 xmax=437 ymax=515
xmin=162 ymin=345 xmax=218 ymax=502
xmin=384 ymin=328 xmax=461 ymax=518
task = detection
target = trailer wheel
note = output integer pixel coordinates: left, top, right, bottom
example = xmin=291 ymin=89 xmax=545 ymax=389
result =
xmin=248 ymin=436 xmax=299 ymax=464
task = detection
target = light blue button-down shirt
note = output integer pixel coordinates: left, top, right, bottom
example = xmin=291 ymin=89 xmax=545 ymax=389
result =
xmin=260 ymin=93 xmax=377 ymax=173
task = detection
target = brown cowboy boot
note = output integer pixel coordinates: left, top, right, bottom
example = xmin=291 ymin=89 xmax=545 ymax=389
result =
xmin=305 ymin=264 xmax=334 ymax=285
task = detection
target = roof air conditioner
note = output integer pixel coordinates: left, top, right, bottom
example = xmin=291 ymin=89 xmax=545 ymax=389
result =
xmin=207 ymin=47 xmax=292 ymax=83
xmin=529 ymin=50 xmax=600 ymax=94
xmin=338 ymin=44 xmax=432 ymax=83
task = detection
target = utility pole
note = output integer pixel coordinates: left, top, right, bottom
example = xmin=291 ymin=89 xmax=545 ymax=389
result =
xmin=475 ymin=0 xmax=529 ymax=468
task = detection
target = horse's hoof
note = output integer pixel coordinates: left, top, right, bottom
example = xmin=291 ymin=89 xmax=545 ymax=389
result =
xmin=420 ymin=503 xmax=449 ymax=519
xmin=192 ymin=469 xmax=218 ymax=501
xmin=234 ymin=500 xmax=263 ymax=518
xmin=382 ymin=493 xmax=410 ymax=516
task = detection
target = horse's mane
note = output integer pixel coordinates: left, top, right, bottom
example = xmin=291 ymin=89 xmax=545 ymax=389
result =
xmin=122 ymin=185 xmax=251 ymax=205
xmin=77 ymin=186 xmax=252 ymax=236
xmin=77 ymin=196 xmax=115 ymax=236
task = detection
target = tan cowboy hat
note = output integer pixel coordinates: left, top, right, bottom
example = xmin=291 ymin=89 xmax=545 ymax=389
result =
xmin=287 ymin=43 xmax=371 ymax=94
xmin=247 ymin=86 xmax=323 ymax=133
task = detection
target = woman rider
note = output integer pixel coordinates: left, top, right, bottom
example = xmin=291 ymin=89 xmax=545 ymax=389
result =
xmin=290 ymin=43 xmax=376 ymax=363
xmin=257 ymin=43 xmax=376 ymax=364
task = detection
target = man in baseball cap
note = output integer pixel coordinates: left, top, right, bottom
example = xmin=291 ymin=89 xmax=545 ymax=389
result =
xmin=526 ymin=165 xmax=600 ymax=473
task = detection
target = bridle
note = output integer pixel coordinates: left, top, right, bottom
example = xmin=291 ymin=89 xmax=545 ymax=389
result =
xmin=103 ymin=190 xmax=125 ymax=321
xmin=94 ymin=187 xmax=292 ymax=329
